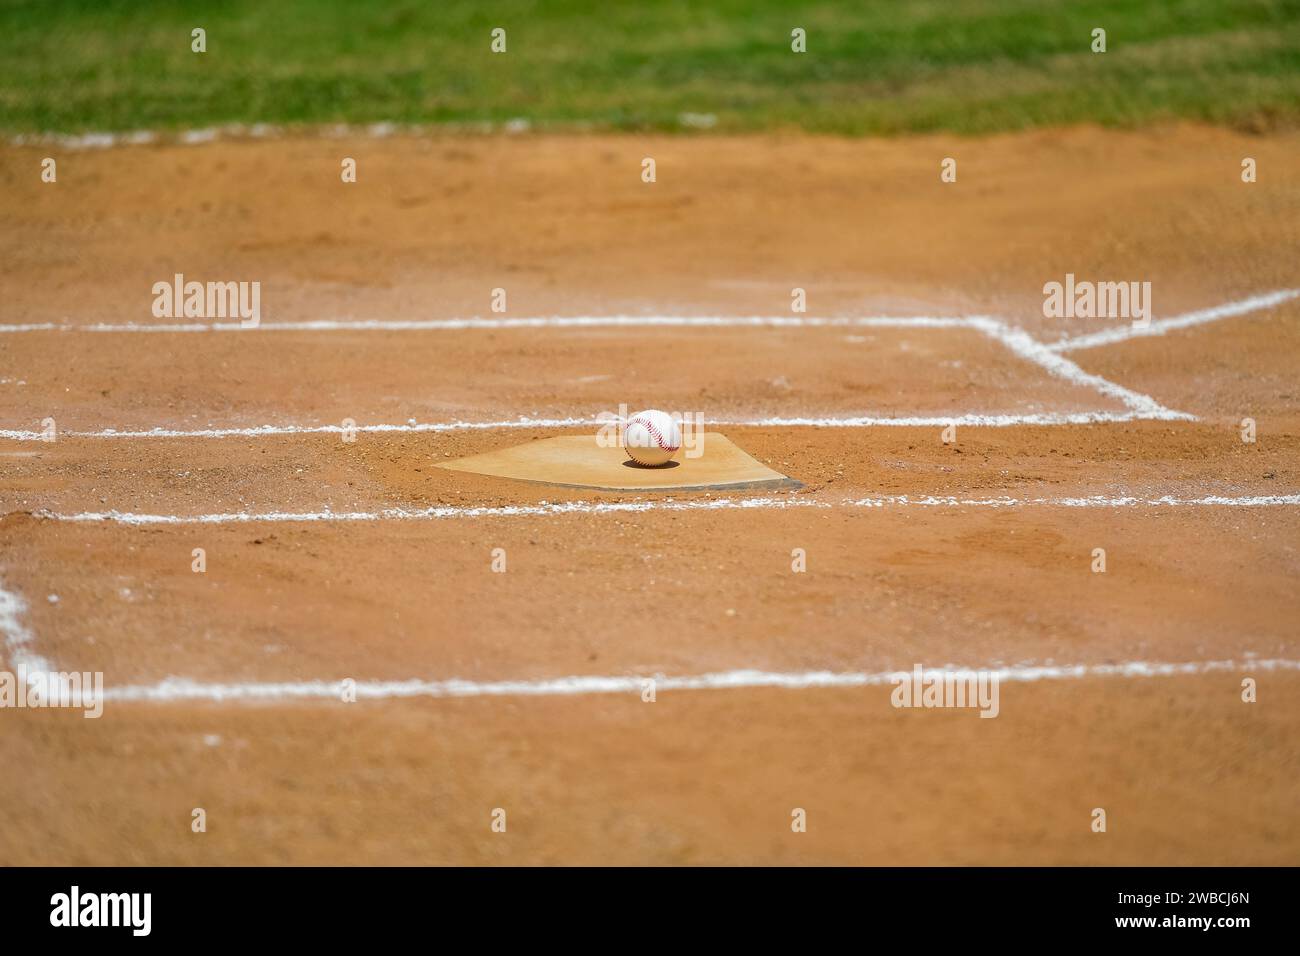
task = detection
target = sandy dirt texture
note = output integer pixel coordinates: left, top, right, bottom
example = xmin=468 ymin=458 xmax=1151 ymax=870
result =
xmin=0 ymin=125 xmax=1297 ymax=865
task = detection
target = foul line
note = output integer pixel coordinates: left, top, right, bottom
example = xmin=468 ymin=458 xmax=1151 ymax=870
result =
xmin=102 ymin=658 xmax=1300 ymax=703
xmin=27 ymin=492 xmax=1300 ymax=526
xmin=1049 ymin=288 xmax=1300 ymax=353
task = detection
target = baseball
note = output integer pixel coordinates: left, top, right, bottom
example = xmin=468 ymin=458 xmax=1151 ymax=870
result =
xmin=623 ymin=409 xmax=682 ymax=466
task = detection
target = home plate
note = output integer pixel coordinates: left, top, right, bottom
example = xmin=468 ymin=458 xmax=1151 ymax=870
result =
xmin=436 ymin=432 xmax=800 ymax=492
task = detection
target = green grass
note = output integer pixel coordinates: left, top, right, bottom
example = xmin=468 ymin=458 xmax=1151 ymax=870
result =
xmin=1 ymin=0 xmax=1297 ymax=135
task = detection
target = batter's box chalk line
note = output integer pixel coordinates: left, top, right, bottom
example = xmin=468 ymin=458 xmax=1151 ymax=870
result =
xmin=30 ymin=493 xmax=1300 ymax=526
xmin=49 ymin=660 xmax=1300 ymax=705
xmin=0 ymin=571 xmax=1296 ymax=703
xmin=6 ymin=505 xmax=1300 ymax=701
xmin=0 ymin=409 xmax=1194 ymax=442
xmin=10 ymin=286 xmax=1297 ymax=441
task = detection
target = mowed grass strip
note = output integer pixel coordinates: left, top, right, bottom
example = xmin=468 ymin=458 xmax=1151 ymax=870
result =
xmin=1 ymin=0 xmax=1297 ymax=135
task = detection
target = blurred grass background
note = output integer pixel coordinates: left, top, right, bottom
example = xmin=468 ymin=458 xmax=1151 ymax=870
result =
xmin=0 ymin=0 xmax=1296 ymax=135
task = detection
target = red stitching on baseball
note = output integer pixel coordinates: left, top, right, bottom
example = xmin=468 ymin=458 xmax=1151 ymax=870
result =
xmin=628 ymin=416 xmax=679 ymax=451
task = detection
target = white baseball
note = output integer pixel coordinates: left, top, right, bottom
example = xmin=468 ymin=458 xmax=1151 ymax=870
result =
xmin=623 ymin=409 xmax=682 ymax=467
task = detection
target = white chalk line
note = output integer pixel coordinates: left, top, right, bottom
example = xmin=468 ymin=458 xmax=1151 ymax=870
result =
xmin=28 ymin=492 xmax=1300 ymax=526
xmin=102 ymin=658 xmax=1300 ymax=703
xmin=0 ymin=409 xmax=1184 ymax=442
xmin=2 ymin=524 xmax=1295 ymax=705
xmin=741 ymin=411 xmax=1169 ymax=428
xmin=39 ymin=497 xmax=822 ymax=525
xmin=0 ymin=314 xmax=982 ymax=334
xmin=1 ymin=417 xmax=591 ymax=441
xmin=2 ymin=289 xmax=1289 ymax=341
xmin=18 ymin=285 xmax=1297 ymax=439
xmin=0 ymin=310 xmax=1194 ymax=437
xmin=854 ymin=493 xmax=1300 ymax=508
xmin=1049 ymin=288 xmax=1300 ymax=353
xmin=0 ymin=573 xmax=54 ymax=674
xmin=969 ymin=317 xmax=1188 ymax=420
xmin=7 ymin=120 xmax=531 ymax=152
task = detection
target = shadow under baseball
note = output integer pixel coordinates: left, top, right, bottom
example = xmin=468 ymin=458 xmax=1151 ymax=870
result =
xmin=621 ymin=459 xmax=681 ymax=470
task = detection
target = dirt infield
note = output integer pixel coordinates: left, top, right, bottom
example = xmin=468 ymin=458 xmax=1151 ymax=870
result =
xmin=1 ymin=125 xmax=1298 ymax=865
xmin=2 ymin=124 xmax=1297 ymax=332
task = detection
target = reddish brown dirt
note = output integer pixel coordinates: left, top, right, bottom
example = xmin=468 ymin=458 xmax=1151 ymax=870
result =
xmin=3 ymin=505 xmax=1297 ymax=685
xmin=3 ymin=422 xmax=1296 ymax=518
xmin=1 ymin=126 xmax=1298 ymax=865
xmin=0 ymin=324 xmax=1132 ymax=433
xmin=1 ymin=676 xmax=1295 ymax=866
xmin=0 ymin=125 xmax=1296 ymax=333
xmin=1083 ymin=302 xmax=1300 ymax=421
